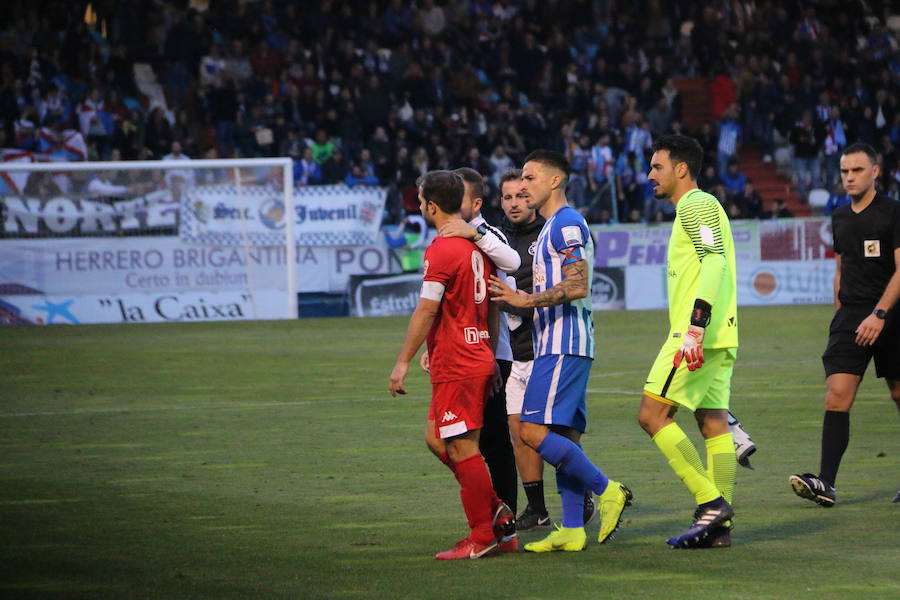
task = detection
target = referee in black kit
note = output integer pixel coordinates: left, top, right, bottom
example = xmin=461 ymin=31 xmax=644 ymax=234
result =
xmin=789 ymin=142 xmax=900 ymax=507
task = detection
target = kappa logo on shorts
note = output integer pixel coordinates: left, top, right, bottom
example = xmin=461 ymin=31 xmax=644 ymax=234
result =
xmin=864 ymin=240 xmax=881 ymax=258
xmin=441 ymin=410 xmax=458 ymax=423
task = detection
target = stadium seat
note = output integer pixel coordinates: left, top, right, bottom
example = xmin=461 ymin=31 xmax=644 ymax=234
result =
xmin=886 ymin=15 xmax=900 ymax=32
xmin=774 ymin=146 xmax=793 ymax=172
xmin=807 ymin=188 xmax=829 ymax=210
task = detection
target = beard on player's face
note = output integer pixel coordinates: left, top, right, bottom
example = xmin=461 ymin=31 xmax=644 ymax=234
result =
xmin=459 ymin=184 xmax=478 ymax=221
xmin=459 ymin=199 xmax=476 ymax=221
xmin=506 ymin=206 xmax=531 ymax=223
xmin=419 ymin=198 xmax=436 ymax=226
xmin=651 ymin=172 xmax=675 ymax=199
xmin=524 ymin=181 xmax=551 ymax=207
xmin=525 ymin=194 xmax=544 ymax=210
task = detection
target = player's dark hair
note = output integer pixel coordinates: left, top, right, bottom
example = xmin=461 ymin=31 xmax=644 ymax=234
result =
xmin=652 ymin=134 xmax=704 ymax=179
xmin=451 ymin=167 xmax=486 ymax=198
xmin=498 ymin=168 xmax=522 ymax=193
xmin=841 ymin=142 xmax=879 ymax=165
xmin=419 ymin=170 xmax=464 ymax=214
xmin=523 ymin=149 xmax=571 ymax=179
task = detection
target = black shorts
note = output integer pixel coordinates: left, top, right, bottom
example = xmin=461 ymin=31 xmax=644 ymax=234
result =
xmin=822 ymin=305 xmax=900 ymax=379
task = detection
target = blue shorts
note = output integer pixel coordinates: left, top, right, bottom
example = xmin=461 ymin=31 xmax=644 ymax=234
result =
xmin=521 ymin=354 xmax=591 ymax=432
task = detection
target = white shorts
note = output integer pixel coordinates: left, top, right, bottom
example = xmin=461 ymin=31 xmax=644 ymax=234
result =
xmin=505 ymin=360 xmax=534 ymax=415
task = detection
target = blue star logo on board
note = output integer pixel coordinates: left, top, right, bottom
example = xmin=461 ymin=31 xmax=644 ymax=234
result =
xmin=31 ymin=299 xmax=80 ymax=324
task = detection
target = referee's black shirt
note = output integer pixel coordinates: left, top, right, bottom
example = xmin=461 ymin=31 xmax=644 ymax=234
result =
xmin=502 ymin=214 xmax=545 ymax=361
xmin=832 ymin=193 xmax=900 ymax=306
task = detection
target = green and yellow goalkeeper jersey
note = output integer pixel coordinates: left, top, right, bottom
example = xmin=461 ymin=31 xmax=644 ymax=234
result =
xmin=666 ymin=188 xmax=739 ymax=349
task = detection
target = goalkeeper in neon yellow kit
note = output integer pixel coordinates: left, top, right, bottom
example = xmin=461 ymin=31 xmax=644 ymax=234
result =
xmin=637 ymin=135 xmax=739 ymax=549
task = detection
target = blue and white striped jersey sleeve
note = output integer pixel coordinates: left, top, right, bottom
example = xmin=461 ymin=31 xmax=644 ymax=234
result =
xmin=549 ymin=211 xmax=590 ymax=266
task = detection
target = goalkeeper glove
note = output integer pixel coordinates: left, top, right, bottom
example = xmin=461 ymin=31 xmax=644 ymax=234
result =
xmin=674 ymin=325 xmax=705 ymax=371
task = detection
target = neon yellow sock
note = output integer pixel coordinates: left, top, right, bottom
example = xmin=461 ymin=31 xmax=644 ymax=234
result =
xmin=706 ymin=432 xmax=736 ymax=505
xmin=652 ymin=422 xmax=720 ymax=505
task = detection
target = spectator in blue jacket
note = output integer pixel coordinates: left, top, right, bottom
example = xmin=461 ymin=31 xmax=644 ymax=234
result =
xmin=344 ymin=163 xmax=379 ymax=187
xmin=823 ymin=182 xmax=851 ymax=216
xmin=720 ymin=159 xmax=748 ymax=202
xmin=717 ymin=105 xmax=742 ymax=175
xmin=293 ymin=146 xmax=322 ymax=186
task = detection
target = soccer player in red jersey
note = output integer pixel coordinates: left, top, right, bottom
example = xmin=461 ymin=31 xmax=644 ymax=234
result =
xmin=388 ymin=170 xmax=512 ymax=560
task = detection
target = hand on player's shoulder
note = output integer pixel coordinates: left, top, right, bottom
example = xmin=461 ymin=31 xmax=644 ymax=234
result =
xmin=439 ymin=219 xmax=475 ymax=240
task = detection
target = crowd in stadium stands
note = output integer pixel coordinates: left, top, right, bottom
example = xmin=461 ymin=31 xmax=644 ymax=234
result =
xmin=0 ymin=0 xmax=898 ymax=224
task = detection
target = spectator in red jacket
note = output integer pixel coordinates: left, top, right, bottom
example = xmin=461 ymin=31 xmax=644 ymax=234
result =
xmin=710 ymin=65 xmax=737 ymax=120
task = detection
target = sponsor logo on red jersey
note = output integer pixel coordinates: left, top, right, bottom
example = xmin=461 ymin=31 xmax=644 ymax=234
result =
xmin=464 ymin=327 xmax=490 ymax=344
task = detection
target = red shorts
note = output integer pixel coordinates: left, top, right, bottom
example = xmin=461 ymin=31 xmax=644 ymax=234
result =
xmin=428 ymin=375 xmax=492 ymax=439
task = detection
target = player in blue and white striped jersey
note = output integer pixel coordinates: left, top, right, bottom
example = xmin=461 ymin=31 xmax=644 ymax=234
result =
xmin=531 ymin=203 xmax=595 ymax=359
xmin=489 ymin=150 xmax=633 ymax=553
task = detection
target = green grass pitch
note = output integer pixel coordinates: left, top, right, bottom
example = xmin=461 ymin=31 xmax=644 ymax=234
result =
xmin=1 ymin=305 xmax=898 ymax=599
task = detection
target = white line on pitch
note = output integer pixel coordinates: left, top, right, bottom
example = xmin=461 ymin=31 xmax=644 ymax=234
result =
xmin=0 ymin=396 xmax=386 ymax=419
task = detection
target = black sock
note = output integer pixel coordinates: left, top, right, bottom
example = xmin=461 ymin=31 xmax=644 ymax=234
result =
xmin=699 ymin=496 xmax=726 ymax=509
xmin=478 ymin=367 xmax=518 ymax=514
xmin=523 ymin=480 xmax=547 ymax=516
xmin=819 ymin=410 xmax=849 ymax=487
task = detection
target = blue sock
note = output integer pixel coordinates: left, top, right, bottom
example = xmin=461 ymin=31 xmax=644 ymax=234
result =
xmin=556 ymin=470 xmax=586 ymax=528
xmin=537 ymin=431 xmax=609 ymax=496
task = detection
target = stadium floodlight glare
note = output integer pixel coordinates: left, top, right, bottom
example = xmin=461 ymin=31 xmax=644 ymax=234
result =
xmin=0 ymin=157 xmax=298 ymax=320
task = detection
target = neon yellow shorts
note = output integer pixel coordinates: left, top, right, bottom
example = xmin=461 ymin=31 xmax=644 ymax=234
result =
xmin=643 ymin=342 xmax=737 ymax=411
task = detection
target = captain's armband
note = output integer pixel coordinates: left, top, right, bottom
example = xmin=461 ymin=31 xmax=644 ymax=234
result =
xmin=690 ymin=299 xmax=712 ymax=328
xmin=421 ymin=281 xmax=446 ymax=301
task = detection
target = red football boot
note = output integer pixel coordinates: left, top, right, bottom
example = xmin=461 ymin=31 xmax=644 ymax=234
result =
xmin=435 ymin=537 xmax=499 ymax=560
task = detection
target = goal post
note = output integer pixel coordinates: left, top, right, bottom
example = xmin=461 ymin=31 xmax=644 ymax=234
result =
xmin=0 ymin=157 xmax=299 ymax=324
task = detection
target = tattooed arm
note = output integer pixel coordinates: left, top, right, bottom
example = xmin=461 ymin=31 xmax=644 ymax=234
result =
xmin=489 ymin=259 xmax=588 ymax=308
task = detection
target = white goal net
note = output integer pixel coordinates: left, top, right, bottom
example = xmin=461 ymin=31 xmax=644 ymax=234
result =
xmin=0 ymin=157 xmax=297 ymax=325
